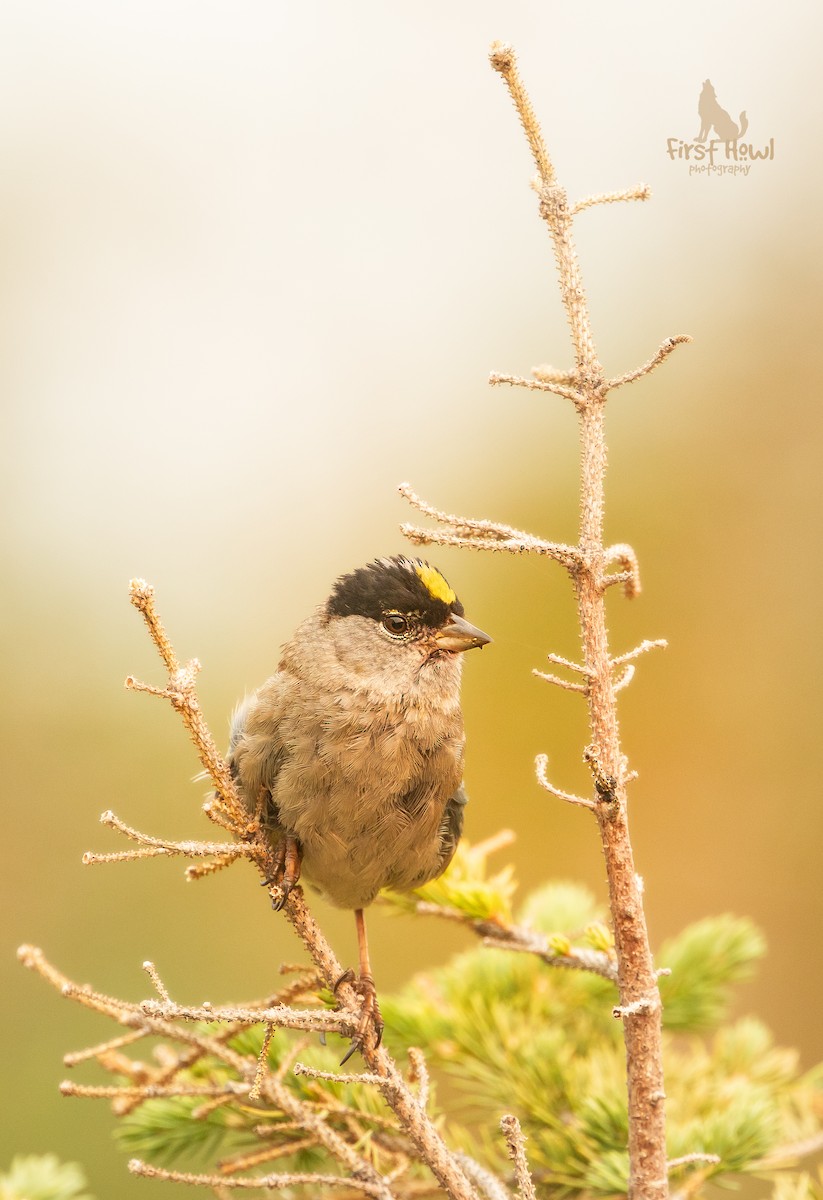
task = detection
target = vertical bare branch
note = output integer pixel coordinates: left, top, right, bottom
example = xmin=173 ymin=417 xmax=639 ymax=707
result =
xmin=484 ymin=44 xmax=677 ymax=1200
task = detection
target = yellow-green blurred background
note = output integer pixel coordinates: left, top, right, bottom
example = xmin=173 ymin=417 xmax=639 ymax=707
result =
xmin=3 ymin=1 xmax=822 ymax=1193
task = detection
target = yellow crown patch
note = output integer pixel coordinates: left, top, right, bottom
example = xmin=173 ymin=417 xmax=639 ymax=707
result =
xmin=414 ymin=563 xmax=456 ymax=606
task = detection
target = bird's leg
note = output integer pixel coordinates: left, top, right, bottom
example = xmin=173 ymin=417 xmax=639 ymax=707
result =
xmin=261 ymin=833 xmax=302 ymax=911
xmin=336 ymin=907 xmax=384 ymax=1064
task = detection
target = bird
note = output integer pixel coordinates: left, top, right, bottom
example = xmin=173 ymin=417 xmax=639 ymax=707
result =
xmin=227 ymin=555 xmax=491 ymax=1059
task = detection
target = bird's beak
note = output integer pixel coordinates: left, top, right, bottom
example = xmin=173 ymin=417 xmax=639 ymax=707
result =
xmin=434 ymin=613 xmax=492 ymax=653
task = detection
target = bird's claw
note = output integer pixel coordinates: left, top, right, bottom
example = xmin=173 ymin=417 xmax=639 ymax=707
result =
xmin=334 ymin=970 xmax=383 ymax=1064
xmin=261 ymin=834 xmax=302 ymax=911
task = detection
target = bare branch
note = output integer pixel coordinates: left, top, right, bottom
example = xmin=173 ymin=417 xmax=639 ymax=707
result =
xmin=249 ymin=1023 xmax=275 ymax=1101
xmin=571 ymin=184 xmax=651 ymax=214
xmin=533 ymin=668 xmax=587 ymax=694
xmin=142 ymin=960 xmax=171 ymax=1003
xmin=454 ymin=1154 xmax=515 ymax=1200
xmin=608 ymin=335 xmax=692 ymax=391
xmin=185 ymin=852 xmax=249 ymax=881
xmin=486 ymin=47 xmax=671 ymax=1194
xmin=293 ymin=1062 xmax=385 ymax=1087
xmin=545 ymin=651 xmax=592 ymax=676
xmin=488 ymin=42 xmax=554 ymax=185
xmin=95 ymin=809 xmax=255 ymax=861
xmin=667 ymin=1154 xmax=721 ymax=1172
xmin=407 ymin=1047 xmax=430 ymax=1111
xmin=63 ymin=1029 xmax=146 ymax=1068
xmin=217 ymin=1137 xmax=321 ymax=1176
xmin=61 ymin=1081 xmax=249 ymax=1101
xmin=532 ymin=363 xmax=577 ymax=385
xmin=613 ymin=995 xmax=660 ymax=1019
xmin=603 ymin=543 xmax=641 ymax=598
xmin=399 ymin=483 xmax=580 ymax=569
xmin=139 ymin=997 xmax=350 ymax=1037
xmin=482 ymin=935 xmax=618 ymax=983
xmin=128 ymin=1160 xmax=393 ymax=1197
xmin=84 ymin=838 xmax=253 ymax=869
xmin=489 ymin=371 xmax=582 ymax=404
xmin=612 ymin=665 xmax=635 ymax=694
xmin=535 ymin=753 xmax=595 ymax=811
xmin=500 ymin=1115 xmax=538 ymax=1200
xmin=611 ymin=639 xmax=668 ymax=668
xmin=405 ymin=899 xmax=618 ymax=982
xmin=127 ymin=579 xmax=249 ymax=831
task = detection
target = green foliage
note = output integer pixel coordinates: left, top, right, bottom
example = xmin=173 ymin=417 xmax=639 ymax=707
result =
xmin=383 ymin=836 xmax=517 ymax=923
xmin=381 ymin=883 xmax=822 ymax=1198
xmin=772 ymin=1174 xmax=823 ymax=1200
xmin=657 ymin=914 xmax=766 ymax=1030
xmin=0 ymin=1155 xmax=93 ymax=1200
xmin=116 ymin=1025 xmax=427 ymax=1177
xmin=111 ymin=873 xmax=823 ymax=1200
xmin=114 ymin=1095 xmax=246 ymax=1166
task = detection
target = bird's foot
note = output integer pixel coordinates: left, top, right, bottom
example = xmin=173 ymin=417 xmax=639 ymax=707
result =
xmin=260 ymin=835 xmax=302 ymax=911
xmin=334 ymin=969 xmax=384 ymax=1064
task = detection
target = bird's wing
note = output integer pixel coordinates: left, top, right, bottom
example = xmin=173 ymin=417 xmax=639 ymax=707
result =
xmin=227 ymin=675 xmax=294 ymax=836
xmin=436 ymin=783 xmax=467 ymax=874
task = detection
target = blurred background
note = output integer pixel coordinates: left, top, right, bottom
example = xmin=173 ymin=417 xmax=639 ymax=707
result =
xmin=2 ymin=1 xmax=822 ymax=1193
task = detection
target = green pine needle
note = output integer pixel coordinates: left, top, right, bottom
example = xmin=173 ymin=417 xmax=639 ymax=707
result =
xmin=0 ymin=1155 xmax=94 ymax=1200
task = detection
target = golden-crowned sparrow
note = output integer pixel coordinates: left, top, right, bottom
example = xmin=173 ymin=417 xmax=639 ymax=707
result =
xmin=228 ymin=555 xmax=490 ymax=1058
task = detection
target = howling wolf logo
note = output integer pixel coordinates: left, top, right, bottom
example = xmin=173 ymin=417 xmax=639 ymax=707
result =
xmin=695 ymin=80 xmax=748 ymax=142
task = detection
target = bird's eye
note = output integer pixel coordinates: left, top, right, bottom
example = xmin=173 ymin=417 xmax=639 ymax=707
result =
xmin=381 ymin=612 xmax=411 ymax=637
